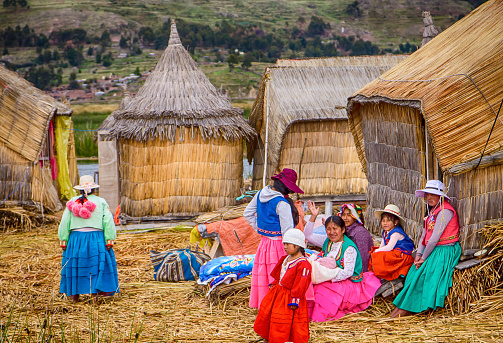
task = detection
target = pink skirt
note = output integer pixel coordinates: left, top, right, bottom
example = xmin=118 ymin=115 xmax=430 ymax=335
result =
xmin=308 ymin=272 xmax=381 ymax=322
xmin=249 ymin=237 xmax=286 ymax=308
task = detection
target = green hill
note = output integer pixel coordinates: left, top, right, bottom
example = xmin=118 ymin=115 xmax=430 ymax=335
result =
xmin=1 ymin=0 xmax=478 ymax=47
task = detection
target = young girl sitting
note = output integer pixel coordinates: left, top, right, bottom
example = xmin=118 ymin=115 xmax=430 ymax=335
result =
xmin=369 ymin=204 xmax=414 ymax=281
xmin=254 ymin=229 xmax=312 ymax=343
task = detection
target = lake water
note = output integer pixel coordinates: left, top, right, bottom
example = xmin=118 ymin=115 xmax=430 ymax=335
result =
xmin=77 ymin=158 xmax=254 ymax=180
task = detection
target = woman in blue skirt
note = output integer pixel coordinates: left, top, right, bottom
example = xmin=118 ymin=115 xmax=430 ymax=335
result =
xmin=59 ymin=175 xmax=119 ymax=302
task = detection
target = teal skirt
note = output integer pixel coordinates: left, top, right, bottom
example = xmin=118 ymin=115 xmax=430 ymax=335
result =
xmin=393 ymin=242 xmax=460 ymax=313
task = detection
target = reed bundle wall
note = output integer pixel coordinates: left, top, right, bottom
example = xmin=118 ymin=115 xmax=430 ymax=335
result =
xmin=357 ymin=101 xmax=502 ymax=250
xmin=0 ymin=142 xmax=32 ymax=204
xmin=252 ymin=120 xmax=367 ymax=196
xmin=359 ymin=103 xmax=426 ymax=243
xmin=447 ymin=164 xmax=503 ymax=250
xmin=119 ymin=127 xmax=243 ymax=217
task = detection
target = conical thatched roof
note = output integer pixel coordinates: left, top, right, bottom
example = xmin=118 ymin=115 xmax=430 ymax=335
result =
xmin=247 ymin=55 xmax=408 ymax=168
xmin=0 ymin=64 xmax=72 ymax=162
xmin=347 ymin=0 xmax=503 ymax=175
xmin=106 ymin=20 xmax=255 ymax=142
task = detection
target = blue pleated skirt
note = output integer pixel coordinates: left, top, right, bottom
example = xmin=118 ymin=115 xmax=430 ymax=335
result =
xmin=60 ymin=230 xmax=119 ymax=296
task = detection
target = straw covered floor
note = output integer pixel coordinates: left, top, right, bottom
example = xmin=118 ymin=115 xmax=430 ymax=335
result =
xmin=2 ymin=220 xmax=503 ymax=342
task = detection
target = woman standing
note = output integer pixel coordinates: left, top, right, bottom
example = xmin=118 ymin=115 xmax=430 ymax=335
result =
xmin=244 ymin=168 xmax=303 ymax=308
xmin=59 ymin=175 xmax=119 ymax=302
xmin=391 ymin=180 xmax=460 ymax=317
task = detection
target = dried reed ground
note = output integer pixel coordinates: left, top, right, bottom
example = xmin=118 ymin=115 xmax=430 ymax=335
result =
xmin=1 ymin=224 xmax=503 ymax=342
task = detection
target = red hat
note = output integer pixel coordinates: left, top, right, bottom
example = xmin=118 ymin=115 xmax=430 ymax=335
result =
xmin=271 ymin=168 xmax=304 ymax=194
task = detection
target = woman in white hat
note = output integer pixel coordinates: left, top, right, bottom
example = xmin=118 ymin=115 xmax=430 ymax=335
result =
xmin=58 ymin=175 xmax=119 ymax=302
xmin=369 ymin=204 xmax=414 ymax=281
xmin=391 ymin=180 xmax=460 ymax=318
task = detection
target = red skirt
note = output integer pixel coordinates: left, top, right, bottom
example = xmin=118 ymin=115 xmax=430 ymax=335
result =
xmin=369 ymin=246 xmax=414 ymax=281
xmin=254 ymin=284 xmax=309 ymax=343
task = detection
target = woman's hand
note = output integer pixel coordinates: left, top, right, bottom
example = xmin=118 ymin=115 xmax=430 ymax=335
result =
xmin=307 ymin=201 xmax=320 ymax=222
xmin=61 ymin=245 xmax=67 ymax=251
xmin=414 ymin=257 xmax=425 ymax=269
xmin=106 ymin=244 xmax=113 ymax=251
xmin=288 ymin=305 xmax=297 ymax=310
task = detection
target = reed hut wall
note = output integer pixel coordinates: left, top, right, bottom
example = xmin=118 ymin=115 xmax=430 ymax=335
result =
xmin=352 ymin=100 xmax=503 ymax=250
xmin=0 ymin=65 xmax=71 ymax=212
xmin=347 ymin=0 xmax=503 ymax=250
xmin=119 ymin=127 xmax=243 ymax=218
xmin=252 ymin=120 xmax=367 ymax=196
xmin=355 ymin=102 xmax=427 ymax=243
xmin=248 ymin=56 xmax=407 ymax=196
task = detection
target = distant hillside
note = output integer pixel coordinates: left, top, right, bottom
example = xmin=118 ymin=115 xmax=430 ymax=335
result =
xmin=0 ymin=0 xmax=481 ymax=47
xmin=0 ymin=0 xmax=488 ymax=97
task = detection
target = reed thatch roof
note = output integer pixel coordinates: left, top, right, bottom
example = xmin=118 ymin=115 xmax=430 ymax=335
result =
xmin=247 ymin=55 xmax=408 ymax=168
xmin=0 ymin=64 xmax=72 ymax=163
xmin=347 ymin=0 xmax=503 ymax=176
xmin=106 ymin=20 xmax=255 ymax=142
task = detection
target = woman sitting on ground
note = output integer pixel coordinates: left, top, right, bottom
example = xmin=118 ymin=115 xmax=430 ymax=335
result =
xmin=305 ymin=201 xmax=381 ymax=322
xmin=338 ymin=204 xmax=374 ymax=272
xmin=369 ymin=204 xmax=414 ymax=281
xmin=391 ymin=180 xmax=461 ymax=318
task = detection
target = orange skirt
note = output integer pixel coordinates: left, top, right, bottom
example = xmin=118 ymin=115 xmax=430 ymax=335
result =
xmin=254 ymin=284 xmax=309 ymax=343
xmin=369 ymin=246 xmax=414 ymax=281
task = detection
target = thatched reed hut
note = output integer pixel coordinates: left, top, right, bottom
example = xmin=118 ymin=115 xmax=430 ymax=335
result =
xmin=0 ymin=64 xmax=77 ymax=212
xmin=103 ymin=20 xmax=255 ymax=219
xmin=347 ymin=0 xmax=503 ymax=249
xmin=247 ymin=55 xmax=406 ymax=201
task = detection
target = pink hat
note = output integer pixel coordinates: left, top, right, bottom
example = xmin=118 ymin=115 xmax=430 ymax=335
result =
xmin=271 ymin=168 xmax=304 ymax=194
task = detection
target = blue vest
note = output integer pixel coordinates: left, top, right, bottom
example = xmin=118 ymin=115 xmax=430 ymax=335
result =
xmin=383 ymin=226 xmax=414 ymax=255
xmin=256 ymin=190 xmax=289 ymax=237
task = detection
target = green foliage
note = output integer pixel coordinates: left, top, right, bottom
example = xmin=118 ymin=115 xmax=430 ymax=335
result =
xmin=95 ymin=52 xmax=102 ymax=63
xmin=2 ymin=47 xmax=8 ymax=55
xmin=65 ymin=47 xmax=84 ymax=66
xmin=307 ymin=16 xmax=330 ymax=37
xmin=102 ymin=52 xmax=113 ymax=67
xmin=345 ymin=1 xmax=361 ymax=18
xmin=25 ymin=66 xmax=62 ymax=90
xmin=134 ymin=66 xmax=140 ymax=76
xmin=3 ymin=0 xmax=28 ymax=8
xmin=241 ymin=52 xmax=252 ymax=70
xmin=227 ymin=53 xmax=239 ymax=71
xmin=119 ymin=35 xmax=128 ymax=49
xmin=73 ymin=112 xmax=109 ymax=157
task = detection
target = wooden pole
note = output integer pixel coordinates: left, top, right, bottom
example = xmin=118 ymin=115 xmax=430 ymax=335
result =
xmin=262 ymin=68 xmax=271 ymax=188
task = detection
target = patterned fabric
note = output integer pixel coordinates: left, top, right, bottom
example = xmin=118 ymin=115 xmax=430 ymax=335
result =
xmin=321 ymin=236 xmax=363 ymax=282
xmin=254 ymin=255 xmax=312 ymax=343
xmin=383 ymin=226 xmax=414 ymax=255
xmin=423 ymin=201 xmax=459 ymax=246
xmin=256 ymin=190 xmax=289 ymax=237
xmin=337 ymin=204 xmax=364 ymax=225
xmin=150 ymin=249 xmax=211 ymax=282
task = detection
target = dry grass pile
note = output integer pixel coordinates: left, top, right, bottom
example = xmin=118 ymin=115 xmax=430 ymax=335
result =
xmin=0 ymin=206 xmax=59 ymax=232
xmin=2 ymin=223 xmax=503 ymax=342
xmin=194 ymin=204 xmax=248 ymax=224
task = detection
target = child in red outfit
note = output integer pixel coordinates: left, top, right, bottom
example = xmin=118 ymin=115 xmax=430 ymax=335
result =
xmin=254 ymin=229 xmax=312 ymax=343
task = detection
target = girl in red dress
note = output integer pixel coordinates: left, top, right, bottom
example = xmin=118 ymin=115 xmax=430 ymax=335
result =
xmin=254 ymin=229 xmax=312 ymax=343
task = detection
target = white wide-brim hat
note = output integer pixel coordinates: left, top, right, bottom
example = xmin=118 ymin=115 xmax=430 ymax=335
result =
xmin=74 ymin=175 xmax=100 ymax=191
xmin=374 ymin=204 xmax=406 ymax=229
xmin=282 ymin=229 xmax=306 ymax=249
xmin=415 ymin=179 xmax=450 ymax=200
